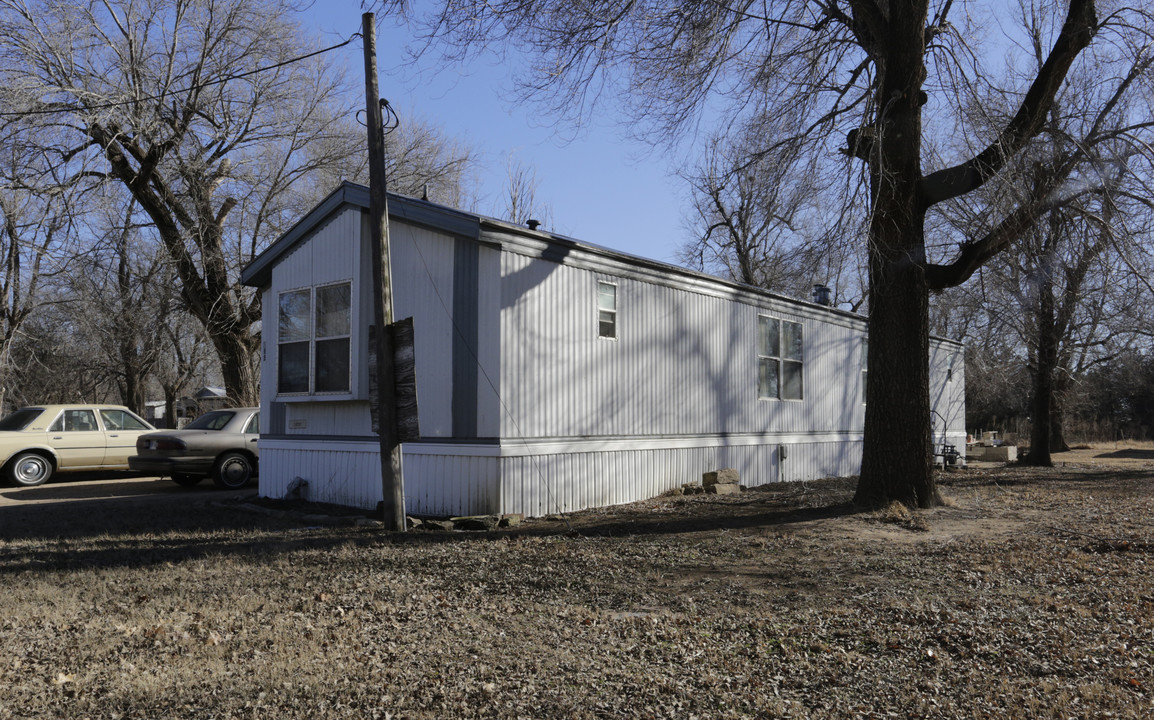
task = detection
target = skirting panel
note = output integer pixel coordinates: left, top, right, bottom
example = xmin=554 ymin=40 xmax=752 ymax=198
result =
xmin=259 ymin=438 xmax=863 ymax=517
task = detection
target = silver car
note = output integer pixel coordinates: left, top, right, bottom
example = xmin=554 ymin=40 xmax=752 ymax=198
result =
xmin=129 ymin=408 xmax=259 ymax=489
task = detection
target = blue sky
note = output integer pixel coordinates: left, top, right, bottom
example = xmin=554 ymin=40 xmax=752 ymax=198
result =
xmin=299 ymin=1 xmax=690 ymax=265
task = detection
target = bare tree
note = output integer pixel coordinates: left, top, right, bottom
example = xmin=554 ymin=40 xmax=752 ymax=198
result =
xmin=153 ymin=305 xmax=215 ymax=428
xmin=303 ymin=109 xmax=476 ymax=209
xmin=64 ymin=195 xmax=173 ymax=414
xmin=0 ymin=102 xmax=80 ymax=413
xmin=0 ymin=0 xmax=477 ymax=406
xmin=680 ymin=118 xmax=867 ymax=307
xmin=500 ymin=152 xmax=552 ymax=227
xmin=934 ymin=5 xmax=1154 ymax=465
xmin=399 ymin=0 xmax=1129 ymax=507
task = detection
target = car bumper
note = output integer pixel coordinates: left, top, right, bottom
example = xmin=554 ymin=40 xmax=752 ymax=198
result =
xmin=128 ymin=455 xmax=216 ymax=476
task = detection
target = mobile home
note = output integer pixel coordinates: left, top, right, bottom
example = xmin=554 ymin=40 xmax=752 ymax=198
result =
xmin=240 ymin=182 xmax=965 ymax=516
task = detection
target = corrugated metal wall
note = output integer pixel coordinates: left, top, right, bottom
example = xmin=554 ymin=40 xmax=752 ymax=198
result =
xmin=929 ymin=339 xmax=967 ymax=451
xmin=494 ymin=439 xmax=861 ymax=516
xmin=260 ymin=437 xmax=862 ymax=517
xmin=389 ymin=219 xmax=459 ymax=438
xmin=261 ymin=440 xmax=385 ymax=510
xmin=498 ymin=250 xmax=866 ymax=440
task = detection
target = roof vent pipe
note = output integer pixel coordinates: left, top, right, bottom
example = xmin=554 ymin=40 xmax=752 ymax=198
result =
xmin=812 ymin=284 xmax=832 ymax=306
xmin=526 ymin=219 xmax=541 ymax=230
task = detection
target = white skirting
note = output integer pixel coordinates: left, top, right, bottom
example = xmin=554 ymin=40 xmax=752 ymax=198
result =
xmin=258 ymin=434 xmax=867 ymax=517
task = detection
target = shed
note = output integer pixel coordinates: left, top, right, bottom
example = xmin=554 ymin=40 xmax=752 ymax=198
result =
xmin=240 ymin=182 xmax=965 ymax=516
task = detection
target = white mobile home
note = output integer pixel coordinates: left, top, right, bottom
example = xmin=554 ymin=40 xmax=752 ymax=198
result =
xmin=240 ymin=182 xmax=965 ymax=517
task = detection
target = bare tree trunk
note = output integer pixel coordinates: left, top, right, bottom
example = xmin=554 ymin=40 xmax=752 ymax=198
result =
xmin=1024 ymin=286 xmax=1057 ymax=465
xmin=1050 ymin=390 xmax=1071 ymax=452
xmin=212 ymin=329 xmax=260 ymax=407
xmin=853 ymin=3 xmax=939 ymax=509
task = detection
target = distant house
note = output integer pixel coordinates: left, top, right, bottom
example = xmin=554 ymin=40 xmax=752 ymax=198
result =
xmin=240 ymin=182 xmax=965 ymax=516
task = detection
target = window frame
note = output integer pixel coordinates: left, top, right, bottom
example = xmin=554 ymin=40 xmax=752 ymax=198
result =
xmin=276 ymin=281 xmax=353 ymax=397
xmin=757 ymin=315 xmax=804 ymax=401
xmin=597 ymin=281 xmax=618 ymax=340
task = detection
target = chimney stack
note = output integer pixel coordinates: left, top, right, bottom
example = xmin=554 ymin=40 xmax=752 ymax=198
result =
xmin=812 ymin=284 xmax=832 ymax=306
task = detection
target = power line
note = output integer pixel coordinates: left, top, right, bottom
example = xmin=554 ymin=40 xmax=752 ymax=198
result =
xmin=0 ymin=33 xmax=360 ymax=118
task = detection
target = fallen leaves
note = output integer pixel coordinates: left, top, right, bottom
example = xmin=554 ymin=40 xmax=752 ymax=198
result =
xmin=0 ymin=468 xmax=1151 ymax=718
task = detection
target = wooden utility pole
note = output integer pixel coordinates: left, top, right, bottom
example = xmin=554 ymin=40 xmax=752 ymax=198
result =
xmin=362 ymin=12 xmax=405 ymax=531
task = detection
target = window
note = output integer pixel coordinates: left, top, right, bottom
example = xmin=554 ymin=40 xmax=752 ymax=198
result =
xmin=50 ymin=409 xmax=98 ymax=432
xmin=0 ymin=407 xmax=44 ymax=431
xmin=947 ymin=353 xmax=956 ymax=383
xmin=861 ymin=337 xmax=868 ymax=404
xmin=758 ymin=316 xmax=804 ymax=400
xmin=278 ymin=282 xmax=352 ymax=395
xmin=99 ymin=409 xmax=150 ymax=431
xmin=186 ymin=411 xmax=236 ymax=431
xmin=597 ymin=281 xmax=617 ymax=339
xmin=315 ymin=284 xmax=351 ymax=392
xmin=278 ymin=289 xmax=310 ymax=394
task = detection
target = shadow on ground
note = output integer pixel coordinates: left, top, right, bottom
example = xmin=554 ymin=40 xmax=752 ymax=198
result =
xmin=0 ymin=479 xmax=864 ymax=576
xmin=1095 ymin=448 xmax=1154 ymax=460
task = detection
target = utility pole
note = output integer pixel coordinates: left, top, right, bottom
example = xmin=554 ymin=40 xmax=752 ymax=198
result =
xmin=363 ymin=12 xmax=405 ymax=531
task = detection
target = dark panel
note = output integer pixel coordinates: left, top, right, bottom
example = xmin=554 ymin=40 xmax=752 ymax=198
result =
xmin=452 ymin=237 xmax=480 ymax=438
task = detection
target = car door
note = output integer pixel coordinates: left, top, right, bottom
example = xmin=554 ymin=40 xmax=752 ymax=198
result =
xmin=47 ymin=409 xmax=107 ymax=469
xmin=99 ymin=408 xmax=154 ymax=468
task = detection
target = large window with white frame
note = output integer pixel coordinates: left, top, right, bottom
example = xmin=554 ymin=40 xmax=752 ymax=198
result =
xmin=758 ymin=315 xmax=804 ymax=400
xmin=278 ymin=282 xmax=352 ymax=395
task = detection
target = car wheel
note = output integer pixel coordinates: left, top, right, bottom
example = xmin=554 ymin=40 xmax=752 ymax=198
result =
xmin=8 ymin=452 xmax=53 ymax=487
xmin=213 ymin=452 xmax=253 ymax=489
xmin=171 ymin=473 xmax=203 ymax=487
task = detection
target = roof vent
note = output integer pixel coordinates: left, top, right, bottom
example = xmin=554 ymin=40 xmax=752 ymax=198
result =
xmin=526 ymin=219 xmax=541 ymax=231
xmin=812 ymin=284 xmax=832 ymax=306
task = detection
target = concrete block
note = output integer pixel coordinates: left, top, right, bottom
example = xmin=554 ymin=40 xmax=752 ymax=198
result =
xmin=973 ymin=445 xmax=1017 ymax=462
xmin=703 ymin=468 xmax=740 ymax=487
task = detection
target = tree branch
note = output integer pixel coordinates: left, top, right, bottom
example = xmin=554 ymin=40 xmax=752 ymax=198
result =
xmin=918 ymin=0 xmax=1097 ymax=208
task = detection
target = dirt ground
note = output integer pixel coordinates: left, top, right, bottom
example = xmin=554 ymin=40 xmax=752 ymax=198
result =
xmin=0 ymin=444 xmax=1151 ymax=718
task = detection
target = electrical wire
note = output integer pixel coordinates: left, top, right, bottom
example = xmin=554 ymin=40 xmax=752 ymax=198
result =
xmin=0 ymin=34 xmax=360 ymax=118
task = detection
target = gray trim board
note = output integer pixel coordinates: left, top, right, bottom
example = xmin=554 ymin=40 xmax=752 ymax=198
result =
xmin=452 ymin=237 xmax=480 ymax=438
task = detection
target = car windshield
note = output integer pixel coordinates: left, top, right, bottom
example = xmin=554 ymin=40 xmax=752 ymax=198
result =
xmin=184 ymin=410 xmax=236 ymax=431
xmin=0 ymin=407 xmax=45 ymax=431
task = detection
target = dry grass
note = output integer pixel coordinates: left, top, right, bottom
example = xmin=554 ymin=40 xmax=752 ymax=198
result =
xmin=1 ymin=451 xmax=1153 ymax=718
